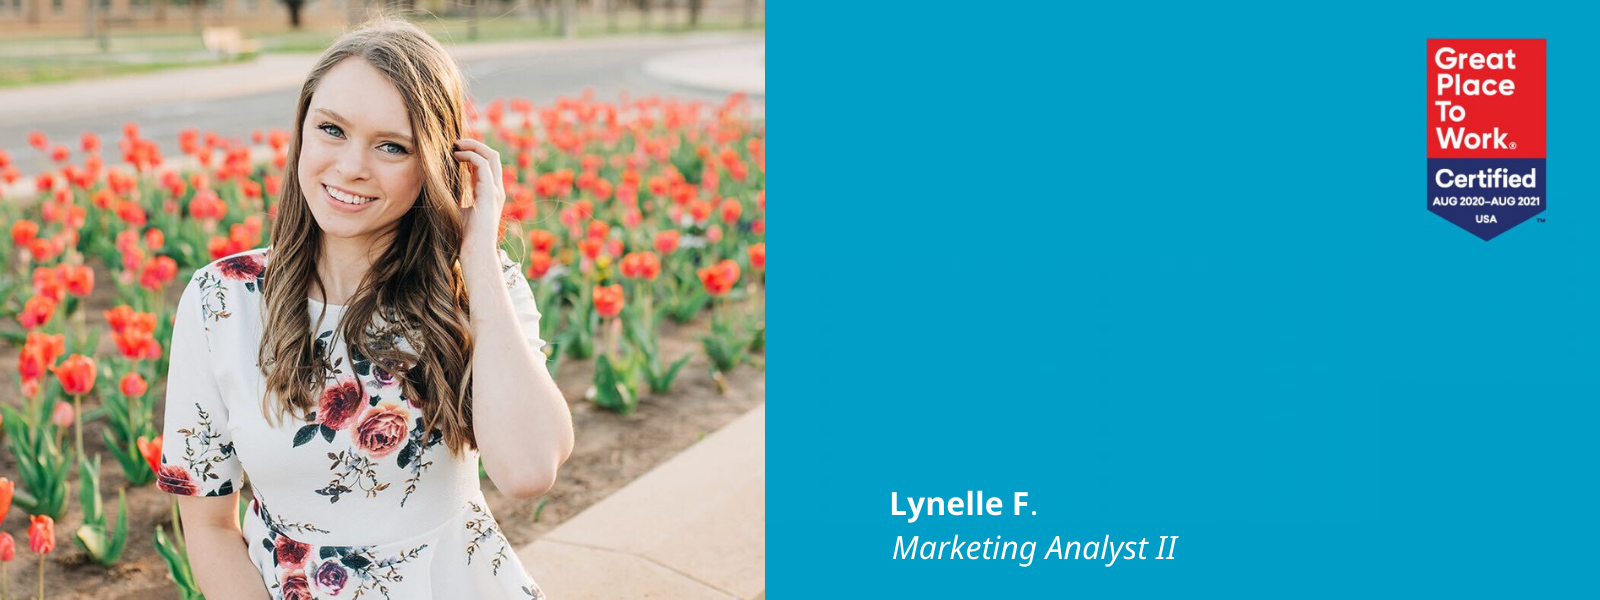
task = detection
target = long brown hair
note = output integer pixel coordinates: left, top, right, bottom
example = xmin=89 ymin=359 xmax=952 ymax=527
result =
xmin=257 ymin=14 xmax=482 ymax=457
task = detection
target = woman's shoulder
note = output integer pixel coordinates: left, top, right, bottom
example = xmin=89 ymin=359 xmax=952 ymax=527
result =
xmin=187 ymin=246 xmax=272 ymax=287
xmin=180 ymin=246 xmax=272 ymax=312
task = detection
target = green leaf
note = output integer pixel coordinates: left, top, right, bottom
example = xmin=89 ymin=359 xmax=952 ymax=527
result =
xmin=293 ymin=424 xmax=318 ymax=447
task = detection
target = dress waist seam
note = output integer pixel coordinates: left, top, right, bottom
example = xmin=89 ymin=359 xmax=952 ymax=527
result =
xmin=250 ymin=490 xmax=484 ymax=550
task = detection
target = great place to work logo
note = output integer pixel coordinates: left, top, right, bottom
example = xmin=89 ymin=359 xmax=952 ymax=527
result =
xmin=1427 ymin=39 xmax=1546 ymax=241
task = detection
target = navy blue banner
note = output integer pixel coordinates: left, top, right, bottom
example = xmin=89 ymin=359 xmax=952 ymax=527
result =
xmin=1426 ymin=157 xmax=1545 ymax=240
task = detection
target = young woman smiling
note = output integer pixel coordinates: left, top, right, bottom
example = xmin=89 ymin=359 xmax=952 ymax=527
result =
xmin=156 ymin=15 xmax=570 ymax=600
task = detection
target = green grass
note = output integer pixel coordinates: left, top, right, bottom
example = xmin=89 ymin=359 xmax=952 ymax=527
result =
xmin=0 ymin=12 xmax=763 ymax=87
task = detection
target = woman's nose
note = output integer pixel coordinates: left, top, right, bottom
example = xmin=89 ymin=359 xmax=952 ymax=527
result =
xmin=335 ymin=143 xmax=369 ymax=180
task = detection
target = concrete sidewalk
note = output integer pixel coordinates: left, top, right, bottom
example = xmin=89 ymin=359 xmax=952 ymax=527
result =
xmin=518 ymin=403 xmax=765 ymax=599
xmin=643 ymin=41 xmax=765 ymax=97
xmin=0 ymin=33 xmax=762 ymax=128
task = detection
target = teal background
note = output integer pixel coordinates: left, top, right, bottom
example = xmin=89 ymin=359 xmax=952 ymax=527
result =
xmin=770 ymin=1 xmax=1593 ymax=596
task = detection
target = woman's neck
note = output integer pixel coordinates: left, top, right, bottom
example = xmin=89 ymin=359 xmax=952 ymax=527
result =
xmin=315 ymin=232 xmax=393 ymax=305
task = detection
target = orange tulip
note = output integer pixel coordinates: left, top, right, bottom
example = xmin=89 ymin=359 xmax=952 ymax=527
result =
xmin=0 ymin=477 xmax=13 ymax=524
xmin=137 ymin=436 xmax=162 ymax=476
xmin=27 ymin=515 xmax=53 ymax=555
xmin=592 ymin=284 xmax=625 ymax=319
xmin=51 ymin=354 xmax=96 ymax=396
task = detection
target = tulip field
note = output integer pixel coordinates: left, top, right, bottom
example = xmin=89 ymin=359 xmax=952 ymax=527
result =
xmin=0 ymin=91 xmax=765 ymax=598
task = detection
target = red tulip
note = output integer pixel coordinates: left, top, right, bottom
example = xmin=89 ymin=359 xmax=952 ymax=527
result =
xmin=18 ymin=295 xmax=56 ymax=330
xmin=11 ymin=219 xmax=38 ymax=247
xmin=81 ymin=132 xmax=100 ymax=154
xmin=139 ymin=255 xmax=178 ymax=290
xmin=720 ymin=198 xmax=742 ymax=224
xmin=121 ymin=372 xmax=148 ymax=397
xmin=144 ymin=227 xmax=165 ymax=251
xmin=63 ymin=264 xmax=93 ymax=297
xmin=697 ymin=260 xmax=741 ymax=296
xmin=592 ymin=284 xmax=625 ymax=319
xmin=27 ymin=515 xmax=53 ymax=555
xmin=51 ymin=354 xmax=96 ymax=396
xmin=620 ymin=252 xmax=661 ymax=281
xmin=137 ymin=436 xmax=162 ymax=476
xmin=654 ymin=230 xmax=680 ymax=255
xmin=578 ymin=238 xmax=603 ymax=261
xmin=525 ymin=251 xmax=553 ymax=280
xmin=528 ymin=229 xmax=556 ymax=254
xmin=748 ymin=243 xmax=765 ymax=271
xmin=27 ymin=131 xmax=47 ymax=151
xmin=0 ymin=532 xmax=14 ymax=562
xmin=586 ymin=220 xmax=610 ymax=241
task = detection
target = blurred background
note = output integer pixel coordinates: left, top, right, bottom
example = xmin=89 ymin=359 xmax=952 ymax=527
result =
xmin=0 ymin=2 xmax=764 ymax=598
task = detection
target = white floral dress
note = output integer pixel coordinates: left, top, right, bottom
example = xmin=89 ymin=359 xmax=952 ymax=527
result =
xmin=158 ymin=246 xmax=549 ymax=600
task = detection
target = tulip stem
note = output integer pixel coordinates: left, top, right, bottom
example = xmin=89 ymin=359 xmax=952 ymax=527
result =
xmin=72 ymin=394 xmax=82 ymax=465
xmin=3 ymin=560 xmax=8 ymax=600
xmin=36 ymin=554 xmax=41 ymax=600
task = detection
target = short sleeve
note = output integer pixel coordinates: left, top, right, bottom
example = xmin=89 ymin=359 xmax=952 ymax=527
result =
xmin=157 ymin=269 xmax=243 ymax=497
xmin=496 ymin=248 xmax=549 ymax=361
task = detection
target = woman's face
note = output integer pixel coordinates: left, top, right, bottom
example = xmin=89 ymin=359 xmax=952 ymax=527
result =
xmin=298 ymin=56 xmax=423 ymax=246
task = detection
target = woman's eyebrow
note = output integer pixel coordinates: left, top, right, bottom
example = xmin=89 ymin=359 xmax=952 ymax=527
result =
xmin=313 ymin=107 xmax=414 ymax=145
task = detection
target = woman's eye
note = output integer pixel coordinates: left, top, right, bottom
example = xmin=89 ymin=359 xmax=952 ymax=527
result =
xmin=380 ymin=142 xmax=410 ymax=155
xmin=318 ymin=123 xmax=343 ymax=138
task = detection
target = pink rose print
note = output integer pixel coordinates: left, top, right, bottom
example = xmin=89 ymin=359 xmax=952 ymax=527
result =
xmin=354 ymin=404 xmax=410 ymax=458
xmin=315 ymin=561 xmax=349 ymax=594
xmin=156 ymin=465 xmax=198 ymax=495
xmin=274 ymin=535 xmax=311 ymax=568
xmin=281 ymin=570 xmax=312 ymax=600
xmin=216 ymin=254 xmax=266 ymax=281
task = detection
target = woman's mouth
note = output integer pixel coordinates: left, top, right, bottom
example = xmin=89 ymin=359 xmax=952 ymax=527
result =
xmin=324 ymin=184 xmax=378 ymax=209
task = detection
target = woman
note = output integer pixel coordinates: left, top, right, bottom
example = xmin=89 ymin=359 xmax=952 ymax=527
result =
xmin=156 ymin=16 xmax=572 ymax=600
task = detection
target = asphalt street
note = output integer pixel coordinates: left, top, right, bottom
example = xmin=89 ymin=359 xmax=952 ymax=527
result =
xmin=0 ymin=37 xmax=747 ymax=177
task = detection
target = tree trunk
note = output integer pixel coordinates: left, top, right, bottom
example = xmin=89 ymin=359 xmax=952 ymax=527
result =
xmin=687 ymin=0 xmax=699 ymax=28
xmin=284 ymin=0 xmax=303 ymax=29
xmin=559 ymin=0 xmax=573 ymax=39
xmin=637 ymin=0 xmax=648 ymax=31
xmin=743 ymin=0 xmax=754 ymax=27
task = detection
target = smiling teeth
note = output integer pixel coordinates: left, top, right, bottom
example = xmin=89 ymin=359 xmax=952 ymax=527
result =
xmin=326 ymin=185 xmax=376 ymax=205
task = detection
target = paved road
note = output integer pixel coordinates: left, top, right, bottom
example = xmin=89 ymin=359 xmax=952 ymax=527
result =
xmin=0 ymin=36 xmax=755 ymax=177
